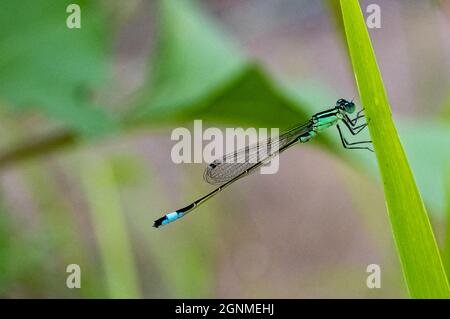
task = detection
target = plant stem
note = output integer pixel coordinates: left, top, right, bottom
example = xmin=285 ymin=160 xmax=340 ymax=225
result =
xmin=0 ymin=131 xmax=77 ymax=169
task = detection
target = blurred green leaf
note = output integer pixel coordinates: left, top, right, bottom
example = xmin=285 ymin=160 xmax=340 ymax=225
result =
xmin=24 ymin=162 xmax=105 ymax=297
xmin=397 ymin=121 xmax=450 ymax=215
xmin=128 ymin=0 xmax=316 ymax=130
xmin=0 ymin=0 xmax=115 ymax=136
xmin=129 ymin=0 xmax=244 ymax=123
xmin=0 ymin=206 xmax=48 ymax=296
xmin=82 ymin=154 xmax=141 ymax=298
xmin=441 ymin=90 xmax=450 ymax=121
xmin=340 ymin=0 xmax=449 ymax=298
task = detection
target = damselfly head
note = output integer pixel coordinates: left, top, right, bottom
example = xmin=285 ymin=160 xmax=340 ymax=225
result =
xmin=336 ymin=98 xmax=355 ymax=114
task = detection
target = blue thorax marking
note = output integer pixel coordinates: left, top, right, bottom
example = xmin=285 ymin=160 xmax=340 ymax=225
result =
xmin=313 ymin=108 xmax=342 ymax=132
xmin=298 ymin=108 xmax=343 ymax=143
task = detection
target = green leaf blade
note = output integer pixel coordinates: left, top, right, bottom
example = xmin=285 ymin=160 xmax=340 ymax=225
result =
xmin=340 ymin=0 xmax=450 ymax=298
xmin=0 ymin=0 xmax=115 ymax=137
xmin=81 ymin=154 xmax=141 ymax=298
xmin=129 ymin=0 xmax=246 ymax=122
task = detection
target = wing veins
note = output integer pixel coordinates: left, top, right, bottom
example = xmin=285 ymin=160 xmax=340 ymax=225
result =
xmin=203 ymin=121 xmax=312 ymax=185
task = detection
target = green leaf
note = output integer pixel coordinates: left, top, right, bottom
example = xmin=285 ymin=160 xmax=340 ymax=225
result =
xmin=128 ymin=0 xmax=318 ymax=130
xmin=129 ymin=0 xmax=245 ymax=123
xmin=0 ymin=0 xmax=115 ymax=136
xmin=443 ymin=175 xmax=450 ymax=280
xmin=339 ymin=0 xmax=450 ymax=298
xmin=81 ymin=153 xmax=141 ymax=298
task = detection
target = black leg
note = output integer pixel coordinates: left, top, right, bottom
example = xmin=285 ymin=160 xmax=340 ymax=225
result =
xmin=342 ymin=118 xmax=368 ymax=135
xmin=353 ymin=109 xmax=366 ymax=124
xmin=345 ymin=109 xmax=369 ymax=126
xmin=344 ymin=114 xmax=358 ymax=127
xmin=353 ymin=122 xmax=368 ymax=133
xmin=336 ymin=124 xmax=373 ymax=152
xmin=346 ymin=113 xmax=363 ymax=126
xmin=337 ymin=124 xmax=372 ymax=145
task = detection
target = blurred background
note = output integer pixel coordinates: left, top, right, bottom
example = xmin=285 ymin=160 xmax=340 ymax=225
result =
xmin=0 ymin=0 xmax=449 ymax=298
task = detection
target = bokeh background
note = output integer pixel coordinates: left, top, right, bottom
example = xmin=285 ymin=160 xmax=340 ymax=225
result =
xmin=0 ymin=0 xmax=449 ymax=298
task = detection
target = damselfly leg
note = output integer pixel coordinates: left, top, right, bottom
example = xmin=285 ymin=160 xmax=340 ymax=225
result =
xmin=343 ymin=111 xmax=369 ymax=134
xmin=336 ymin=125 xmax=373 ymax=152
xmin=349 ymin=109 xmax=366 ymax=125
xmin=337 ymin=109 xmax=373 ymax=152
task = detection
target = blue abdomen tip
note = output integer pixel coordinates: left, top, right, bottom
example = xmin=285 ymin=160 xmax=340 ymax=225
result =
xmin=154 ymin=211 xmax=184 ymax=228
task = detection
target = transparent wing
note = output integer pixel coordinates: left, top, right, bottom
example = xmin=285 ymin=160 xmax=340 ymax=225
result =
xmin=203 ymin=121 xmax=313 ymax=185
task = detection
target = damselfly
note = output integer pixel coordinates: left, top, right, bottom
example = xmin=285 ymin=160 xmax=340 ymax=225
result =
xmin=154 ymin=98 xmax=372 ymax=228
